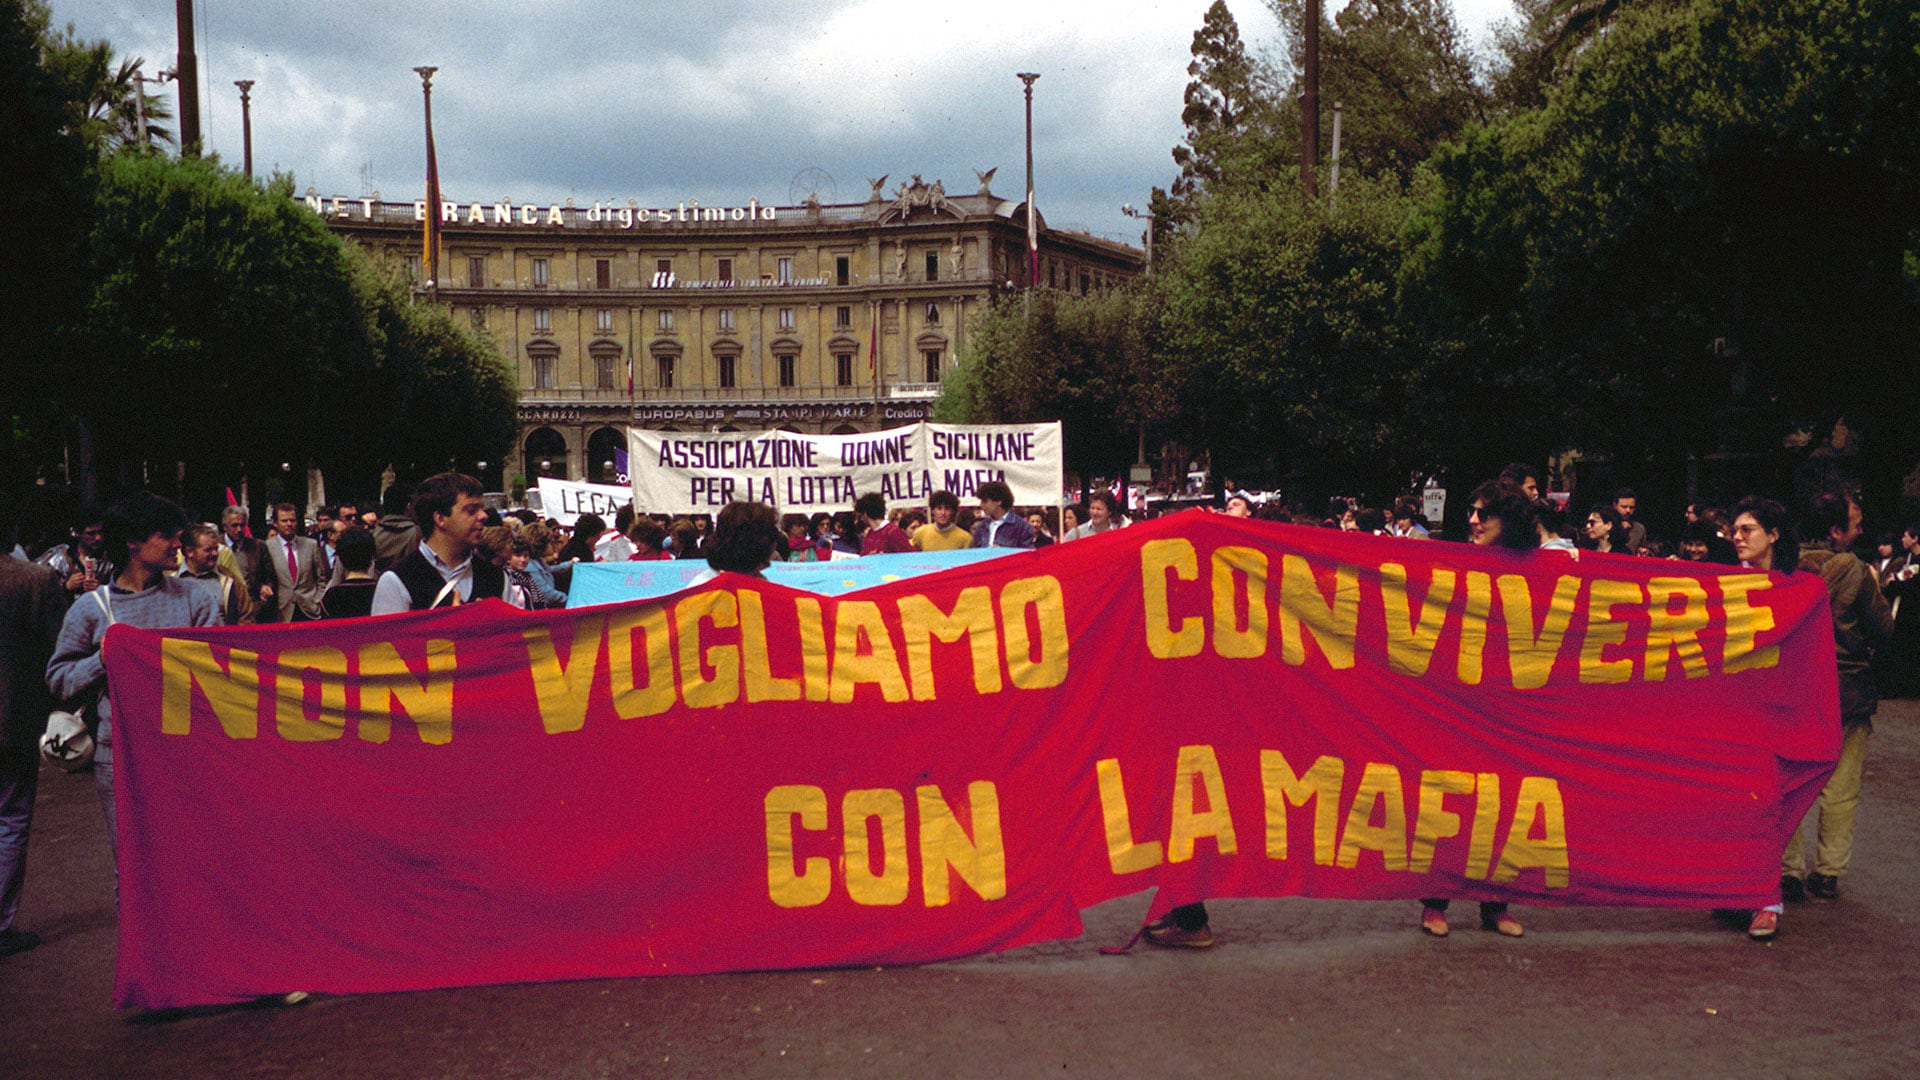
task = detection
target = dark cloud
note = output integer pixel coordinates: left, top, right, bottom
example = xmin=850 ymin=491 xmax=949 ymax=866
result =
xmin=48 ymin=1 xmax=1509 ymax=241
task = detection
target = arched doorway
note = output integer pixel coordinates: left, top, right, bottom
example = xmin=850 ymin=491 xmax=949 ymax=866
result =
xmin=525 ymin=427 xmax=569 ymax=481
xmin=586 ymin=427 xmax=626 ymax=484
xmin=831 ymin=424 xmax=860 ymax=435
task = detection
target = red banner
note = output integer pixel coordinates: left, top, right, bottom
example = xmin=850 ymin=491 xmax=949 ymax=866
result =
xmin=103 ymin=513 xmax=1838 ymax=1008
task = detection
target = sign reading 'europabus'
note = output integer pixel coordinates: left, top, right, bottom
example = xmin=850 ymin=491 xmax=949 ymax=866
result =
xmin=629 ymin=421 xmax=1064 ymax=514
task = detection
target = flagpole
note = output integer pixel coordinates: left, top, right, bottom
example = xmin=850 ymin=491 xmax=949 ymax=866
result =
xmin=1018 ymin=72 xmax=1039 ymax=298
xmin=414 ymin=66 xmax=440 ymax=298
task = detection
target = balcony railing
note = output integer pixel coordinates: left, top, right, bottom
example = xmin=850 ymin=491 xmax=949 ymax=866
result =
xmin=519 ymin=385 xmax=915 ymax=405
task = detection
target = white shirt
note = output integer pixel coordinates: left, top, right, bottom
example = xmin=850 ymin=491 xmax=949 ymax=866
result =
xmin=370 ymin=541 xmax=526 ymax=615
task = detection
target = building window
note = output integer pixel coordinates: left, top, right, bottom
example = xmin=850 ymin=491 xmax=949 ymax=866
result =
xmin=470 ymin=307 xmax=485 ymax=329
xmin=595 ymin=308 xmax=614 ymax=333
xmin=596 ymin=259 xmax=611 ymax=289
xmin=656 ymin=258 xmax=672 ymax=275
xmin=718 ymin=354 xmax=737 ymax=389
xmin=777 ymin=354 xmax=797 ymax=388
xmin=717 ymin=257 xmax=732 ymax=283
xmin=656 ymin=355 xmax=675 ymax=389
xmin=925 ymin=252 xmax=939 ymax=282
xmin=835 ymin=353 xmax=854 ymax=387
xmin=658 ymin=309 xmax=674 ymax=331
xmin=777 ymin=256 xmax=793 ymax=283
xmin=924 ymin=350 xmax=941 ymax=383
xmin=836 ymin=255 xmax=850 ymax=286
xmin=467 ymin=256 xmax=485 ymax=288
xmin=532 ymin=355 xmax=554 ymax=390
xmin=835 ymin=305 xmax=851 ymax=329
xmin=533 ymin=307 xmax=551 ymax=332
xmin=403 ymin=254 xmax=420 ymax=283
xmin=532 ymin=257 xmax=549 ymax=287
xmin=778 ymin=307 xmax=794 ymax=330
xmin=925 ymin=302 xmax=940 ymax=325
xmin=717 ymin=308 xmax=735 ymax=331
xmin=595 ymin=354 xmax=617 ymax=390
xmin=1081 ymin=271 xmax=1091 ymax=294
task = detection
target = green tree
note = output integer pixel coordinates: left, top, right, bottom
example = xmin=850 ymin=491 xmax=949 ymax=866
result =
xmin=43 ymin=29 xmax=173 ymax=152
xmin=939 ymin=288 xmax=1165 ymax=491
xmin=1405 ymin=0 xmax=1920 ymax=498
xmin=77 ymin=154 xmax=516 ymax=506
xmin=1156 ymin=169 xmax=1428 ymax=495
xmin=0 ymin=0 xmax=96 ymax=490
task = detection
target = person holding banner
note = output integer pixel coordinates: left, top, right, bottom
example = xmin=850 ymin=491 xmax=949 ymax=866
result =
xmin=370 ymin=473 xmax=523 ymax=614
xmin=47 ymin=493 xmax=219 ymax=864
xmin=1063 ymin=491 xmax=1127 ymax=541
xmin=1420 ymin=480 xmax=1536 ymax=939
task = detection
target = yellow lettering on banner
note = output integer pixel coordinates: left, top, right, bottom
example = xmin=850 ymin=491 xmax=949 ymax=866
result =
xmin=1279 ymin=556 xmax=1358 ymax=668
xmin=1456 ymin=572 xmax=1491 ymax=684
xmin=160 ymin=638 xmax=260 ymax=738
xmin=917 ymin=782 xmax=1006 ymax=905
xmin=1579 ymin=579 xmax=1645 ymax=683
xmin=795 ymin=598 xmax=832 ymax=701
xmin=830 ymin=601 xmax=910 ymax=703
xmin=1260 ymin=750 xmax=1344 ymax=864
xmin=1379 ymin=564 xmax=1456 ymax=677
xmin=1141 ymin=539 xmax=1202 ymax=659
xmin=606 ymin=607 xmax=675 ymax=719
xmin=1210 ymin=546 xmax=1269 ymax=659
xmin=1168 ymin=745 xmax=1237 ymax=862
xmin=737 ymin=590 xmax=801 ymax=703
xmin=1465 ymin=772 xmax=1501 ymax=879
xmin=765 ymin=785 xmax=830 ymax=908
xmin=355 ymin=640 xmax=455 ymax=744
xmin=274 ymin=646 xmax=349 ymax=742
xmin=1336 ymin=762 xmax=1408 ymax=871
xmin=898 ymin=588 xmax=1002 ymax=700
xmin=998 ymin=576 xmax=1069 ymax=689
xmin=1409 ymin=770 xmax=1475 ymax=873
xmin=1498 ymin=575 xmax=1581 ymax=690
xmin=1491 ymin=776 xmax=1570 ymax=888
xmin=1719 ymin=573 xmax=1779 ymax=673
xmin=523 ymin=615 xmax=606 ymax=734
xmin=1095 ymin=758 xmax=1164 ymax=873
xmin=676 ymin=590 xmax=740 ymax=709
xmin=842 ymin=788 xmax=910 ymax=906
xmin=1644 ymin=577 xmax=1711 ymax=681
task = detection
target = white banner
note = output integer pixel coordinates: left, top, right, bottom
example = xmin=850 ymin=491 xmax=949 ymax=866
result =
xmin=627 ymin=422 xmax=1063 ymax=515
xmin=534 ymin=477 xmax=633 ymax=527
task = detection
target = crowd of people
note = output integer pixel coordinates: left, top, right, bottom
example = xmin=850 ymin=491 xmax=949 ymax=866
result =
xmin=2 ymin=462 xmax=1916 ymax=968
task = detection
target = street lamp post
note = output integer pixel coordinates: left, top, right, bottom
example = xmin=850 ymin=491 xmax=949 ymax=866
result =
xmin=1120 ymin=203 xmax=1152 ymax=273
xmin=234 ymin=80 xmax=255 ymax=178
xmin=1017 ymin=73 xmax=1039 ymax=293
xmin=132 ymin=64 xmax=174 ymax=149
xmin=414 ymin=66 xmax=442 ymax=295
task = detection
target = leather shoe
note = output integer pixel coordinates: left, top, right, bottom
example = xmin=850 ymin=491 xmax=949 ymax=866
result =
xmin=1482 ymin=911 xmax=1524 ymax=938
xmin=0 ymin=928 xmax=41 ymax=957
xmin=1780 ymin=875 xmax=1806 ymax=903
xmin=1806 ymin=872 xmax=1839 ymax=900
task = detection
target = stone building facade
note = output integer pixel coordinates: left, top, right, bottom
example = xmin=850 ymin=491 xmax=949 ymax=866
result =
xmin=312 ymin=175 xmax=1142 ymax=490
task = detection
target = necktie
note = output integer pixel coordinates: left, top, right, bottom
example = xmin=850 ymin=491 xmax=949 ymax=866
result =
xmin=286 ymin=541 xmax=297 ymax=583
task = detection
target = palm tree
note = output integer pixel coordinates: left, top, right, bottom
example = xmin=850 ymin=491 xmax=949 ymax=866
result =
xmin=45 ymin=30 xmax=173 ymax=151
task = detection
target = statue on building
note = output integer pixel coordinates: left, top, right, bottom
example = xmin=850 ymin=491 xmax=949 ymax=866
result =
xmin=867 ymin=174 xmax=889 ymax=202
xmin=974 ymin=167 xmax=996 ymax=196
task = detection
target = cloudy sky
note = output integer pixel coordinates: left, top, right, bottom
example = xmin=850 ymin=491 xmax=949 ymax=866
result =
xmin=48 ymin=0 xmax=1518 ymax=243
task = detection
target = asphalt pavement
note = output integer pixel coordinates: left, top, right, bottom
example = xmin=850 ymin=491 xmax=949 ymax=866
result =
xmin=4 ymin=703 xmax=1918 ymax=1079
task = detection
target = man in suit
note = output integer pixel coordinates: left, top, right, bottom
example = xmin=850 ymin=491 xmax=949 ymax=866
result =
xmin=220 ymin=505 xmax=266 ymax=594
xmin=260 ymin=503 xmax=324 ymax=622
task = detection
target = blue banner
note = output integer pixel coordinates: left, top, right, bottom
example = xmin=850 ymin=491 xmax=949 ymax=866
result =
xmin=565 ymin=547 xmax=1018 ymax=606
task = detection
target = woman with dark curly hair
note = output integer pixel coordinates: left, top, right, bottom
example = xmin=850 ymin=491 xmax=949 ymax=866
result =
xmin=1579 ymin=504 xmax=1628 ymax=553
xmin=705 ymin=502 xmax=782 ymax=578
